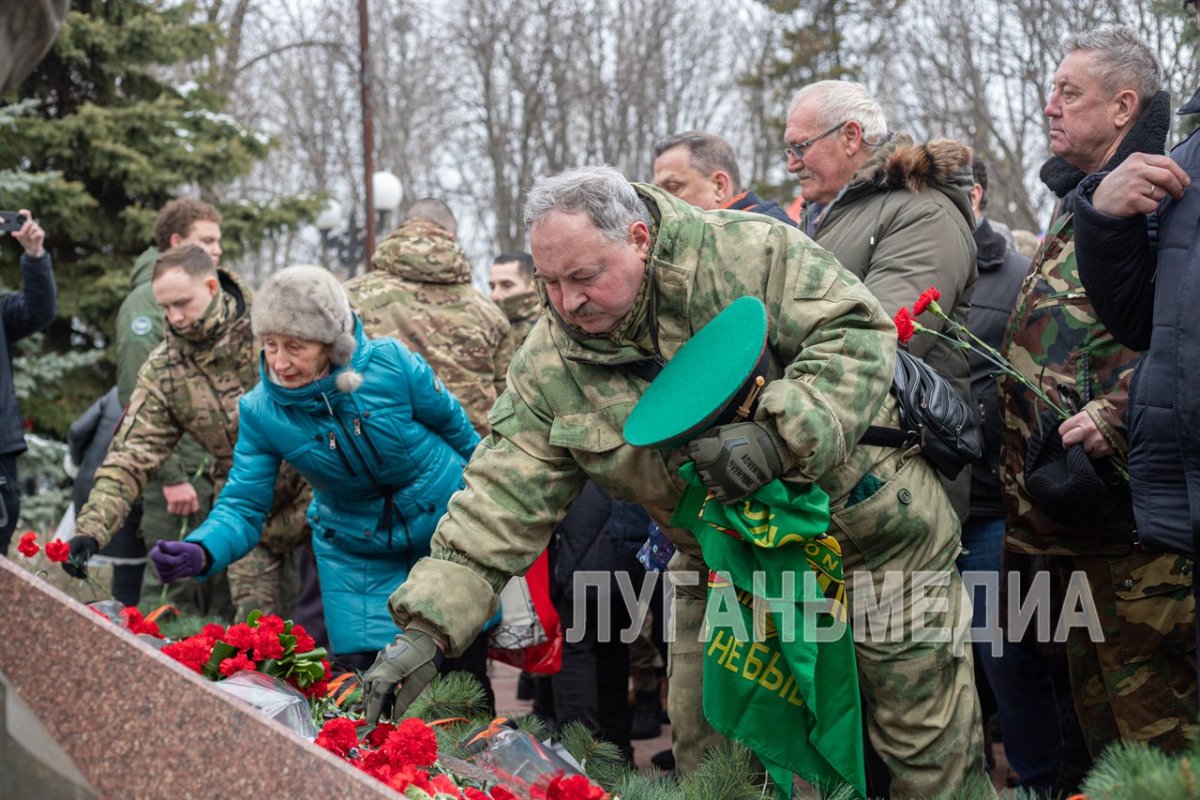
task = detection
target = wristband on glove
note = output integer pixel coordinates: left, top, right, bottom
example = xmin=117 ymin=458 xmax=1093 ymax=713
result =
xmin=363 ymin=629 xmax=445 ymax=725
xmin=683 ymin=420 xmax=791 ymax=503
xmin=62 ymin=535 xmax=100 ymax=579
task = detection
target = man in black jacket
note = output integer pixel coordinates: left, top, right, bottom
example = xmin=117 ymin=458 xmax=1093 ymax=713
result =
xmin=1074 ymin=0 xmax=1200 ymax=561
xmin=0 ymin=209 xmax=57 ymax=556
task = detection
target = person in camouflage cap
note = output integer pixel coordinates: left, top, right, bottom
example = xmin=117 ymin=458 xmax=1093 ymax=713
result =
xmin=488 ymin=251 xmax=540 ymax=346
xmin=366 ymin=167 xmax=991 ymax=796
xmin=345 ymin=198 xmax=514 ymax=434
xmin=999 ymin=25 xmax=1196 ymax=756
xmin=64 ymin=246 xmax=311 ymax=619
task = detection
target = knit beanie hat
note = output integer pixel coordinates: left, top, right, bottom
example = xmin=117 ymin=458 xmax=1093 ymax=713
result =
xmin=251 ymin=265 xmax=363 ymax=392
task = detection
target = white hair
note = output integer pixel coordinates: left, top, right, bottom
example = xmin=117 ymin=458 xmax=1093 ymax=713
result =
xmin=523 ymin=165 xmax=649 ymax=242
xmin=1063 ymin=25 xmax=1162 ymax=111
xmin=788 ymin=80 xmax=889 ymax=143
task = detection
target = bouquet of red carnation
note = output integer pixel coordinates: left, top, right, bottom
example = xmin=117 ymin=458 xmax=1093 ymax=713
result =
xmin=162 ymin=610 xmax=330 ymax=698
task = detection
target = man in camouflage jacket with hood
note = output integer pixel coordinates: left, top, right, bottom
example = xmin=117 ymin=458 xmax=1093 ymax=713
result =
xmin=368 ymin=168 xmax=990 ymax=797
xmin=66 ymin=246 xmax=311 ymax=619
xmin=1000 ymin=26 xmax=1196 ymax=756
xmin=788 ymin=80 xmax=977 ymax=522
xmin=345 ymin=198 xmax=514 ymax=434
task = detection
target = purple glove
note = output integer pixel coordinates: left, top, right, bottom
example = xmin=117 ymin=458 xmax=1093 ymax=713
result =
xmin=150 ymin=540 xmax=206 ymax=583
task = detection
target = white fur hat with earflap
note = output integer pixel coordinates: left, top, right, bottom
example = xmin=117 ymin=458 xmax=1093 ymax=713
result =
xmin=251 ymin=264 xmax=364 ymax=392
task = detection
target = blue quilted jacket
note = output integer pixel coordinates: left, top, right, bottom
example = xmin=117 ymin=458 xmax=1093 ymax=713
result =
xmin=188 ymin=318 xmax=479 ymax=654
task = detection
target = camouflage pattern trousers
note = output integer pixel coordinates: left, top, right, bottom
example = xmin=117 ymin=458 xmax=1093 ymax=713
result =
xmin=666 ymin=453 xmax=992 ymax=798
xmin=1061 ymin=552 xmax=1197 ymax=755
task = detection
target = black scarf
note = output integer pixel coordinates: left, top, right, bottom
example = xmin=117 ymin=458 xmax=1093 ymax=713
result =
xmin=1039 ymin=90 xmax=1172 ymax=198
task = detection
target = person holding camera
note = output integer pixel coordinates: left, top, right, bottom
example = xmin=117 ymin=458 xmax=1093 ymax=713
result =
xmin=0 ymin=209 xmax=57 ymax=556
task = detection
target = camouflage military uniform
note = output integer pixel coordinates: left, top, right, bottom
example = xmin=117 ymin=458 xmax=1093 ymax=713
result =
xmin=1000 ymin=199 xmax=1198 ymax=755
xmin=345 ymin=220 xmax=514 ymax=433
xmin=116 ymin=245 xmax=220 ymax=615
xmin=390 ymin=186 xmax=989 ymax=795
xmin=497 ymin=289 xmax=541 ymax=348
xmin=77 ymin=270 xmax=311 ymax=619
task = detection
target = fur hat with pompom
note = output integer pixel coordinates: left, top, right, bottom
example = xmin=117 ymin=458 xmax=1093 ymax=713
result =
xmin=252 ymin=265 xmax=363 ymax=392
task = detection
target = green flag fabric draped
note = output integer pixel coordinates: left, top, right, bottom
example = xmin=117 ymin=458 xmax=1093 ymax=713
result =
xmin=670 ymin=463 xmax=866 ymax=798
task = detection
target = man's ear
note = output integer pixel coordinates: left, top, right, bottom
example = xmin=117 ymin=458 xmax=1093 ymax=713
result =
xmin=1112 ymin=88 xmax=1140 ymax=129
xmin=205 ymin=275 xmax=220 ymax=296
xmin=713 ymin=171 xmax=733 ymax=204
xmin=168 ymin=233 xmax=183 ymax=248
xmin=843 ymin=120 xmax=865 ymax=157
xmin=970 ymin=183 xmax=985 ymax=220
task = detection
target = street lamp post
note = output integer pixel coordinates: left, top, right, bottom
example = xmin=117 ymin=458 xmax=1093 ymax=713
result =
xmin=372 ymin=170 xmax=403 ymax=260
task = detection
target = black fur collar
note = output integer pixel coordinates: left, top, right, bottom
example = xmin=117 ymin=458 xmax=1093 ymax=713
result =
xmin=1040 ymin=90 xmax=1171 ymax=198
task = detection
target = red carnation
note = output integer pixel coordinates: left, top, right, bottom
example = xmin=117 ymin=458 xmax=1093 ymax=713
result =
xmin=912 ymin=286 xmax=942 ymax=317
xmin=464 ymin=789 xmax=492 ymax=800
xmin=429 ymin=773 xmax=462 ymax=796
xmin=120 ymin=607 xmax=162 ymax=638
xmin=222 ymin=622 xmax=255 ymax=651
xmin=218 ymin=653 xmax=256 ymax=677
xmin=16 ymin=532 xmax=39 ymax=558
xmin=386 ymin=765 xmax=433 ymax=794
xmin=365 ymin=721 xmax=396 ymax=748
xmin=44 ymin=539 xmax=69 ymax=563
xmin=315 ymin=717 xmax=363 ymax=758
xmin=546 ymin=774 xmax=609 ymax=800
xmin=893 ymin=306 xmax=916 ymax=344
xmin=162 ymin=637 xmax=214 ymax=673
xmin=253 ymin=629 xmax=285 ymax=661
xmin=255 ymin=614 xmax=285 ymax=635
xmin=291 ymin=623 xmax=316 ymax=653
xmin=382 ymin=717 xmax=438 ymax=768
xmin=489 ymin=787 xmax=521 ymax=800
xmin=200 ymin=623 xmax=227 ymax=642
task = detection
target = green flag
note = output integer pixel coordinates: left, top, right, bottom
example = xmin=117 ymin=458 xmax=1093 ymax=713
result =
xmin=670 ymin=463 xmax=866 ymax=799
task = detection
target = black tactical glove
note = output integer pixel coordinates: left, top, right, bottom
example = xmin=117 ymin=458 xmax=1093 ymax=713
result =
xmin=362 ymin=630 xmax=444 ymax=725
xmin=683 ymin=421 xmax=789 ymax=503
xmin=62 ymin=535 xmax=100 ymax=579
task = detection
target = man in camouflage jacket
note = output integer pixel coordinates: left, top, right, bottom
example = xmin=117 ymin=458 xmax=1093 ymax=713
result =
xmin=488 ymin=251 xmax=540 ymax=346
xmin=379 ymin=169 xmax=989 ymax=796
xmin=69 ymin=252 xmax=311 ymax=618
xmin=999 ymin=26 xmax=1196 ymax=755
xmin=345 ymin=198 xmax=514 ymax=434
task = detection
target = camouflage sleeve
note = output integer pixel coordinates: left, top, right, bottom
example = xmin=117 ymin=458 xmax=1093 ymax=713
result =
xmin=186 ymin=401 xmax=281 ymax=576
xmin=492 ymin=318 xmax=516 ymax=398
xmin=403 ymin=346 xmax=481 ymax=461
xmin=756 ymin=234 xmax=897 ymax=482
xmin=1085 ymin=397 xmax=1129 ymax=456
xmin=73 ymin=375 xmax=185 ymax=548
xmin=389 ymin=368 xmax=587 ymax=655
xmin=858 ymin=199 xmax=975 ymax=360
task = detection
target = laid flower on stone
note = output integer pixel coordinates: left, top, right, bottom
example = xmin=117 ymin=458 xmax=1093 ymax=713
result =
xmin=120 ymin=606 xmax=163 ymax=638
xmin=44 ymin=539 xmax=69 ymax=563
xmin=218 ymin=652 xmax=257 ymax=677
xmin=315 ymin=716 xmax=363 ymax=758
xmin=545 ymin=774 xmax=610 ymax=800
xmin=16 ymin=531 xmax=39 ymax=558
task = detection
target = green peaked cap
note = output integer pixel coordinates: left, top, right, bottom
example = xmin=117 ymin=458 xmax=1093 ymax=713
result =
xmin=624 ymin=295 xmax=770 ymax=449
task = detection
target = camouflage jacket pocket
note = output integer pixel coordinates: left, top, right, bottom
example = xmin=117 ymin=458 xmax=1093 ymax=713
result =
xmin=1111 ymin=551 xmax=1196 ymax=664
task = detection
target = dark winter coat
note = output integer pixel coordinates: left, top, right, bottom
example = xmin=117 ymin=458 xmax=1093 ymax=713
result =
xmin=0 ymin=251 xmax=56 ymax=456
xmin=966 ymin=219 xmax=1030 ymax=519
xmin=1075 ymin=86 xmax=1200 ymax=556
xmin=800 ymin=134 xmax=978 ymax=518
xmin=549 ymin=481 xmax=648 ymax=603
xmin=67 ymin=387 xmax=123 ymax=514
xmin=725 ymin=190 xmax=796 ymax=226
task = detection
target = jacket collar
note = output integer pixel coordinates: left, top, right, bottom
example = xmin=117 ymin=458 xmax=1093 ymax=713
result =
xmin=804 ymin=134 xmax=975 ymax=231
xmin=1040 ymin=89 xmax=1172 ymax=198
xmin=259 ymin=316 xmax=372 ymax=407
xmin=974 ymin=217 xmax=1008 ymax=273
xmin=1179 ymin=85 xmax=1200 ymax=117
xmin=165 ymin=269 xmax=250 ymax=358
xmin=370 ymin=220 xmax=470 ymax=285
xmin=498 ymin=289 xmax=540 ymax=326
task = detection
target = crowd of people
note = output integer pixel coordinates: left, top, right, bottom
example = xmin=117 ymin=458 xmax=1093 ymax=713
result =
xmin=3 ymin=12 xmax=1199 ymax=800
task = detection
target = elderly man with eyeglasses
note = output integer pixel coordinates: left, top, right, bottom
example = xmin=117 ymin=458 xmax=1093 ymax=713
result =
xmin=785 ymin=80 xmax=978 ymax=523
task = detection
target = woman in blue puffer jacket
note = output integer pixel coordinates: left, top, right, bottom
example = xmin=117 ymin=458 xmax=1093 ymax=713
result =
xmin=149 ymin=265 xmax=481 ymax=673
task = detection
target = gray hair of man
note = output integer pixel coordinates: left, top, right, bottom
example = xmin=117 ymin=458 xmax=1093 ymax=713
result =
xmin=787 ymin=80 xmax=889 ymax=144
xmin=524 ymin=165 xmax=651 ymax=243
xmin=1063 ymin=24 xmax=1162 ymax=112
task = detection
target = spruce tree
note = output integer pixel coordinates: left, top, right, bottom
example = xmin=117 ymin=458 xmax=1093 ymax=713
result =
xmin=0 ymin=0 xmax=315 ymax=435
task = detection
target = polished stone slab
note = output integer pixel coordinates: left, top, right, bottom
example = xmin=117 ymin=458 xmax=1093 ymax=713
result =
xmin=0 ymin=556 xmax=396 ymax=799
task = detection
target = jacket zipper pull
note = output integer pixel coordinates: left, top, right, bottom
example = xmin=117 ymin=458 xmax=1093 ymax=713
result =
xmin=354 ymin=417 xmax=362 ymax=436
xmin=328 ymin=431 xmax=337 ymax=450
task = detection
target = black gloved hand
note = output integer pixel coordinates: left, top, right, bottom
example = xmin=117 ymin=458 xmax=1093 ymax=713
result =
xmin=62 ymin=535 xmax=100 ymax=579
xmin=362 ymin=630 xmax=444 ymax=725
xmin=683 ymin=421 xmax=788 ymax=503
